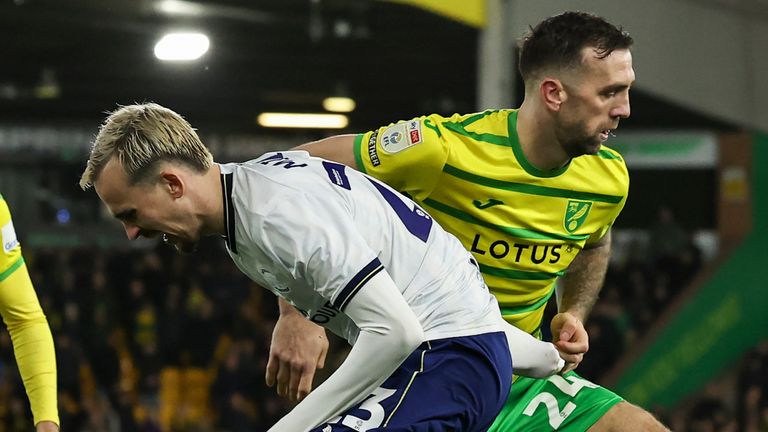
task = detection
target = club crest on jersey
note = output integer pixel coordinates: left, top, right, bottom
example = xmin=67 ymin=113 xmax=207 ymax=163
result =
xmin=564 ymin=200 xmax=592 ymax=233
xmin=380 ymin=121 xmax=422 ymax=154
xmin=2 ymin=220 xmax=19 ymax=254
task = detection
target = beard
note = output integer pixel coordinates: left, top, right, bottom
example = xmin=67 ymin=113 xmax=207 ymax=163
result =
xmin=555 ymin=120 xmax=605 ymax=158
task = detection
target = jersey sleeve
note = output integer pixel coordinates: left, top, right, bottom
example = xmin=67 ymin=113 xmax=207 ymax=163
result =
xmin=352 ymin=114 xmax=450 ymax=201
xmin=259 ymin=194 xmax=383 ymax=311
xmin=0 ymin=197 xmax=58 ymax=427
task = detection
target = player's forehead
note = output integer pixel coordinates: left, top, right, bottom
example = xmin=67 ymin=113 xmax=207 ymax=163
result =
xmin=94 ymin=158 xmax=140 ymax=218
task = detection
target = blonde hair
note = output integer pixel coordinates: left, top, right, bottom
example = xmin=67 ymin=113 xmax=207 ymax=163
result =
xmin=79 ymin=103 xmax=213 ymax=190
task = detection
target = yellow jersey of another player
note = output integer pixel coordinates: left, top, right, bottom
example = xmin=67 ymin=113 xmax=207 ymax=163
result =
xmin=1 ymin=194 xmax=23 ymax=277
xmin=0 ymin=194 xmax=58 ymax=427
xmin=352 ymin=109 xmax=628 ymax=335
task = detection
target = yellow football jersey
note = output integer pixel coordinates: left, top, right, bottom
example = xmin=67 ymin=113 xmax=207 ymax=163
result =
xmin=353 ymin=110 xmax=628 ymax=334
xmin=0 ymin=194 xmax=58 ymax=426
xmin=1 ymin=194 xmax=23 ymax=279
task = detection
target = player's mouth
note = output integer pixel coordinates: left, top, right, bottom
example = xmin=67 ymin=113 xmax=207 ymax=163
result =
xmin=599 ymin=129 xmax=614 ymax=141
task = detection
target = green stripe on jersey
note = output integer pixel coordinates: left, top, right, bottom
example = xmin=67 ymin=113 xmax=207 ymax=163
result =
xmin=442 ymin=122 xmax=510 ymax=146
xmin=459 ymin=110 xmax=500 ymax=127
xmin=598 ymin=149 xmax=623 ymax=160
xmin=499 ymin=285 xmax=557 ymax=316
xmin=0 ymin=257 xmax=24 ymax=282
xmin=422 ymin=198 xmax=589 ymax=242
xmin=480 ymin=263 xmax=564 ymax=280
xmin=442 ymin=164 xmax=624 ymax=204
xmin=353 ymin=134 xmax=367 ymax=174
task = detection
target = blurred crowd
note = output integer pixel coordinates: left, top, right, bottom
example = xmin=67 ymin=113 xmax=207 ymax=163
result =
xmin=0 ymin=238 xmax=304 ymax=431
xmin=0 ymin=208 xmax=763 ymax=431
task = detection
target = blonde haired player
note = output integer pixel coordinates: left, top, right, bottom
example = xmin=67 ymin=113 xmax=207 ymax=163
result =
xmin=81 ymin=102 xmax=565 ymax=431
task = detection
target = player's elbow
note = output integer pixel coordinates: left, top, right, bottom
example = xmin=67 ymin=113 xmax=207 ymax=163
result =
xmin=388 ymin=317 xmax=424 ymax=359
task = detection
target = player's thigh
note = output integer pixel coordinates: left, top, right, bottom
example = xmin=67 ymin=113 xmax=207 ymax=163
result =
xmin=488 ymin=372 xmax=622 ymax=432
xmin=588 ymin=401 xmax=670 ymax=432
xmin=312 ymin=333 xmax=512 ymax=432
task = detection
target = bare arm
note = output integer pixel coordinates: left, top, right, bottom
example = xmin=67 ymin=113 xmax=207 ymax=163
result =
xmin=551 ymin=230 xmax=611 ymax=373
xmin=560 ymin=229 xmax=611 ymax=321
xmin=293 ymin=135 xmax=358 ymax=168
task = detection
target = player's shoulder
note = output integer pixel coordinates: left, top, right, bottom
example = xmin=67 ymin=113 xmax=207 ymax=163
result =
xmin=577 ymin=145 xmax=628 ymax=175
xmin=228 ymin=153 xmax=346 ymax=213
xmin=432 ymin=109 xmax=514 ymax=137
xmin=572 ymin=145 xmax=629 ymax=194
xmin=0 ymin=194 xmax=11 ymax=225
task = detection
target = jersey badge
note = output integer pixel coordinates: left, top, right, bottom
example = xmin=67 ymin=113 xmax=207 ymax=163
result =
xmin=564 ymin=200 xmax=592 ymax=233
xmin=2 ymin=220 xmax=19 ymax=254
xmin=380 ymin=121 xmax=422 ymax=154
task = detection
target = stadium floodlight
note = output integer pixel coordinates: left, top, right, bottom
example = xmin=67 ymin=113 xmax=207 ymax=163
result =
xmin=154 ymin=32 xmax=210 ymax=61
xmin=257 ymin=112 xmax=349 ymax=129
xmin=156 ymin=0 xmax=205 ymax=16
xmin=322 ymin=96 xmax=356 ymax=113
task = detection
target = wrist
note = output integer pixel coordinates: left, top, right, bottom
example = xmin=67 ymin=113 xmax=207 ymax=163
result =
xmin=277 ymin=297 xmax=301 ymax=317
xmin=35 ymin=421 xmax=59 ymax=432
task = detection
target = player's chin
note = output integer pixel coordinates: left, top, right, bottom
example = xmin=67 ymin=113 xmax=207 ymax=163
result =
xmin=174 ymin=240 xmax=198 ymax=255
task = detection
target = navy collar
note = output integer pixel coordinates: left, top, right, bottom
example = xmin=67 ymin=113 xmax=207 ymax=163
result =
xmin=221 ymin=171 xmax=238 ymax=254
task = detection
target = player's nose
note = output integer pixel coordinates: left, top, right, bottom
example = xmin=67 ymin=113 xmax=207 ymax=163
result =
xmin=611 ymin=95 xmax=631 ymax=119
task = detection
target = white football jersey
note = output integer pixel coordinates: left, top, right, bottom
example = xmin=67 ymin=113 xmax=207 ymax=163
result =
xmin=220 ymin=151 xmax=506 ymax=345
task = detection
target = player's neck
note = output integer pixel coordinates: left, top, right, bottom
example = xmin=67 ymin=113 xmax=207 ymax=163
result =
xmin=517 ymin=101 xmax=570 ymax=171
xmin=197 ymin=163 xmax=226 ymax=237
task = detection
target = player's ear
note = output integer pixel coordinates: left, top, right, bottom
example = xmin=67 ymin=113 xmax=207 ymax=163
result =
xmin=540 ymin=78 xmax=566 ymax=112
xmin=160 ymin=171 xmax=184 ymax=199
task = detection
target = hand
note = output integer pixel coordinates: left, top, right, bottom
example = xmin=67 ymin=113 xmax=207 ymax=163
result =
xmin=36 ymin=421 xmax=59 ymax=432
xmin=266 ymin=310 xmax=329 ymax=401
xmin=550 ymin=312 xmax=589 ymax=374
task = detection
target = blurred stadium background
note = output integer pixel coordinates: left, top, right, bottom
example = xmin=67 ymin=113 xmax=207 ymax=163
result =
xmin=0 ymin=0 xmax=766 ymax=430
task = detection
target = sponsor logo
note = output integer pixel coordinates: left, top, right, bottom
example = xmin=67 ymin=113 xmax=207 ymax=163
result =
xmin=564 ymin=200 xmax=592 ymax=233
xmin=380 ymin=121 xmax=422 ymax=154
xmin=470 ymin=234 xmax=564 ymax=264
xmin=368 ymin=130 xmax=380 ymax=166
xmin=407 ymin=120 xmax=422 ymax=144
xmin=472 ymin=198 xmax=504 ymax=210
xmin=387 ymin=131 xmax=403 ymax=145
xmin=2 ymin=221 xmax=19 ymax=254
xmin=309 ymin=301 xmax=340 ymax=324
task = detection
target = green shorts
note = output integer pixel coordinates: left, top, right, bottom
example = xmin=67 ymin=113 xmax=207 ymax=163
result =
xmin=487 ymin=371 xmax=623 ymax=431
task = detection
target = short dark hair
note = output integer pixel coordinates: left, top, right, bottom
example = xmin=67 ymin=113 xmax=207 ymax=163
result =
xmin=518 ymin=11 xmax=633 ymax=83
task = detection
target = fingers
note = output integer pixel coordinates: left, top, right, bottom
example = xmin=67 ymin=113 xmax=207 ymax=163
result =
xmin=265 ymin=354 xmax=279 ymax=388
xmin=276 ymin=361 xmax=292 ymax=398
xmin=317 ymin=344 xmax=328 ymax=370
xmin=555 ymin=336 xmax=589 ymax=355
xmin=557 ymin=320 xmax=578 ymax=343
xmin=267 ymin=355 xmax=320 ymax=401
xmin=296 ymin=366 xmax=315 ymax=401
